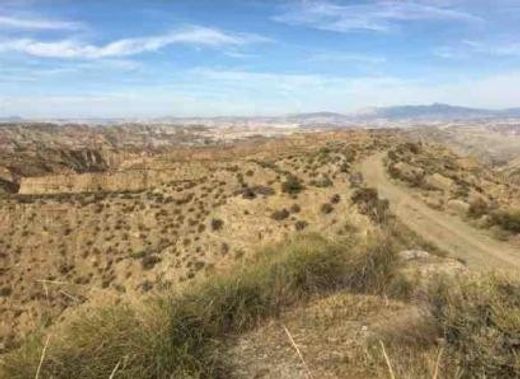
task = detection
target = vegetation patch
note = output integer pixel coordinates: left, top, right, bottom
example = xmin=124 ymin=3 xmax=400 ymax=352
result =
xmin=351 ymin=187 xmax=390 ymax=224
xmin=1 ymin=233 xmax=397 ymax=378
xmin=427 ymin=274 xmax=520 ymax=378
xmin=281 ymin=175 xmax=304 ymax=195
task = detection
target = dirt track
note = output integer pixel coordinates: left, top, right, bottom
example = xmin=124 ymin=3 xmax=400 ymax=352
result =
xmin=360 ymin=153 xmax=520 ymax=271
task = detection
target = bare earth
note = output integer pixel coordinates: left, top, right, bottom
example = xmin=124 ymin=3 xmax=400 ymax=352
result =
xmin=361 ymin=153 xmax=520 ymax=271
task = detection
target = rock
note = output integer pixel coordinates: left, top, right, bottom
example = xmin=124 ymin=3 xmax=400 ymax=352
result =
xmin=398 ymin=250 xmax=431 ymax=261
xmin=447 ymin=199 xmax=470 ymax=215
xmin=424 ymin=173 xmax=454 ymax=191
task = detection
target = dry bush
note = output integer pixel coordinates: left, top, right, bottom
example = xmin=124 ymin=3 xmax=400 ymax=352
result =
xmin=426 ymin=274 xmax=520 ymax=378
xmin=271 ymin=209 xmax=290 ymax=221
xmin=351 ymin=187 xmax=390 ymax=224
xmin=281 ymin=175 xmax=304 ymax=195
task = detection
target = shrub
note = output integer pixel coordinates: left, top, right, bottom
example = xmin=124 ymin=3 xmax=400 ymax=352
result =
xmin=290 ymin=204 xmax=301 ymax=213
xmin=490 ymin=208 xmax=520 ymax=233
xmin=210 ymin=218 xmax=224 ymax=231
xmin=320 ymin=203 xmax=334 ymax=214
xmin=271 ymin=209 xmax=290 ymax=221
xmin=141 ymin=254 xmax=161 ymax=270
xmin=240 ymin=187 xmax=256 ymax=200
xmin=427 ymin=274 xmax=520 ymax=378
xmin=467 ymin=197 xmax=488 ymax=218
xmin=351 ymin=187 xmax=390 ymax=224
xmin=2 ymin=234 xmax=397 ymax=379
xmin=281 ymin=175 xmax=304 ymax=195
xmin=294 ymin=220 xmax=308 ymax=231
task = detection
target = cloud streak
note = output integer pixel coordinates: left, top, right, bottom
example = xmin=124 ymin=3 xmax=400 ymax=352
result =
xmin=308 ymin=52 xmax=386 ymax=64
xmin=274 ymin=1 xmax=482 ymax=33
xmin=0 ymin=25 xmax=269 ymax=59
xmin=0 ymin=14 xmax=83 ymax=30
xmin=435 ymin=39 xmax=520 ymax=59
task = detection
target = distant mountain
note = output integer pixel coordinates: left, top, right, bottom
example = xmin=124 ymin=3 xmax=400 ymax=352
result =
xmin=286 ymin=112 xmax=352 ymax=126
xmin=502 ymin=108 xmax=520 ymax=117
xmin=351 ymin=103 xmax=520 ymax=121
xmin=0 ymin=116 xmax=24 ymax=123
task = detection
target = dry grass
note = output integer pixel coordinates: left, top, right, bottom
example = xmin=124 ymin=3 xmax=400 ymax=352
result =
xmin=1 ymin=232 xmax=398 ymax=379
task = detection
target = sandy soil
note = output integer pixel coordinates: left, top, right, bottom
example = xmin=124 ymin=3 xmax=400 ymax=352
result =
xmin=360 ymin=153 xmax=520 ymax=272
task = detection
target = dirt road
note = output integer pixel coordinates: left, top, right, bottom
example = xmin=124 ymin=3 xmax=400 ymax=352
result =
xmin=360 ymin=153 xmax=520 ymax=271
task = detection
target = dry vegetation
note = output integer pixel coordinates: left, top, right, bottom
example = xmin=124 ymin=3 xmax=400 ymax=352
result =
xmin=1 ymin=128 xmax=519 ymax=378
xmin=386 ymin=141 xmax=520 ymax=239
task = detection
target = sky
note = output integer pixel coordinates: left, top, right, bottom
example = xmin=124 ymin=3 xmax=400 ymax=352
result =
xmin=0 ymin=0 xmax=520 ymax=118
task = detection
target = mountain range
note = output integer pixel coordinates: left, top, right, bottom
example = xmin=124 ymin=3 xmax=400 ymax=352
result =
xmin=3 ymin=104 xmax=520 ymax=125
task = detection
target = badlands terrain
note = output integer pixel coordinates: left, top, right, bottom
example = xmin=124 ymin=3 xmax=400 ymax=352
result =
xmin=0 ymin=114 xmax=519 ymax=378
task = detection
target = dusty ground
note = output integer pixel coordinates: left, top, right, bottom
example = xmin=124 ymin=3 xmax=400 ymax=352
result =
xmin=361 ymin=153 xmax=520 ymax=271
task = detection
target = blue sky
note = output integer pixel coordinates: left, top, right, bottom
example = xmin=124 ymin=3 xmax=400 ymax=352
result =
xmin=0 ymin=0 xmax=519 ymax=118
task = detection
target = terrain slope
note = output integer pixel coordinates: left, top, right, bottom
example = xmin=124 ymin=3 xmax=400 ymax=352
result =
xmin=361 ymin=153 xmax=520 ymax=271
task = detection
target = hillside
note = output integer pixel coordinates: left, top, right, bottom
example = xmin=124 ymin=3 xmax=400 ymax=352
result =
xmin=1 ymin=126 xmax=519 ymax=378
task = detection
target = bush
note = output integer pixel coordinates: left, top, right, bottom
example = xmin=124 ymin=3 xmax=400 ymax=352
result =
xmin=271 ymin=208 xmax=290 ymax=221
xmin=294 ymin=220 xmax=308 ymax=231
xmin=467 ymin=197 xmax=488 ymax=218
xmin=427 ymin=274 xmax=520 ymax=378
xmin=240 ymin=187 xmax=256 ymax=200
xmin=320 ymin=203 xmax=334 ymax=214
xmin=2 ymin=234 xmax=397 ymax=379
xmin=210 ymin=218 xmax=224 ymax=231
xmin=281 ymin=175 xmax=304 ymax=195
xmin=141 ymin=254 xmax=161 ymax=270
xmin=290 ymin=204 xmax=301 ymax=213
xmin=351 ymin=187 xmax=390 ymax=224
xmin=490 ymin=208 xmax=520 ymax=233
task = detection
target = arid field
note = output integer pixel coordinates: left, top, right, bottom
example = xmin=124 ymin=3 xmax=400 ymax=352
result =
xmin=0 ymin=121 xmax=519 ymax=378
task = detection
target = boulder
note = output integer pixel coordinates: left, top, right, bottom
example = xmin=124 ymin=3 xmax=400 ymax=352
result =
xmin=425 ymin=173 xmax=454 ymax=191
xmin=447 ymin=199 xmax=470 ymax=215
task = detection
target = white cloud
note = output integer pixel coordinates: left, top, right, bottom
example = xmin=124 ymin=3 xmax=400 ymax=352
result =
xmin=0 ymin=14 xmax=83 ymax=30
xmin=0 ymin=25 xmax=269 ymax=59
xmin=462 ymin=40 xmax=520 ymax=56
xmin=274 ymin=1 xmax=482 ymax=33
xmin=308 ymin=52 xmax=386 ymax=64
xmin=435 ymin=40 xmax=520 ymax=59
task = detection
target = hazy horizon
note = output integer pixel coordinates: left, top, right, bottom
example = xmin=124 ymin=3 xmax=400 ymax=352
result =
xmin=1 ymin=0 xmax=520 ymax=118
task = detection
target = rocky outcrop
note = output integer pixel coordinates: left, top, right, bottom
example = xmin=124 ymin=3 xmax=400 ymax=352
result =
xmin=18 ymin=164 xmax=211 ymax=194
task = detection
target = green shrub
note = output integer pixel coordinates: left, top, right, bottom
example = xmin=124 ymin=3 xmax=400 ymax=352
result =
xmin=281 ymin=175 xmax=304 ymax=195
xmin=490 ymin=208 xmax=520 ymax=233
